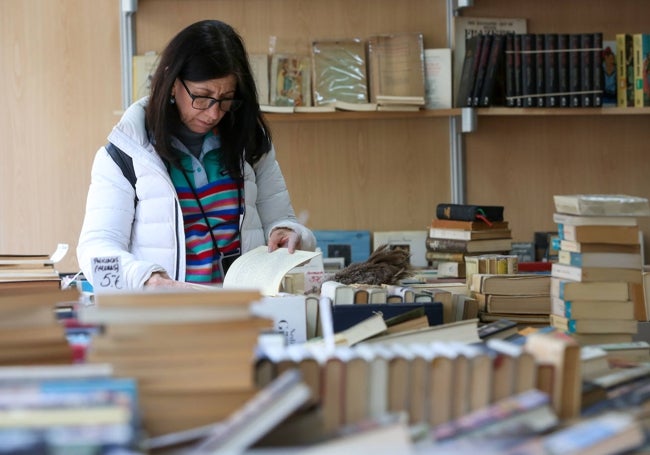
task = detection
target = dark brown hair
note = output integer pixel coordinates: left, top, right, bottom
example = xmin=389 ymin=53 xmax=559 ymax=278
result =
xmin=146 ymin=20 xmax=271 ymax=176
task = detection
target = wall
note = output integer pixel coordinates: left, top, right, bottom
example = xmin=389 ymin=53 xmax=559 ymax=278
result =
xmin=0 ymin=0 xmax=121 ymax=272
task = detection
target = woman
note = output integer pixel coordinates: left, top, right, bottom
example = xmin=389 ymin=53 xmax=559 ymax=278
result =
xmin=77 ymin=20 xmax=315 ymax=289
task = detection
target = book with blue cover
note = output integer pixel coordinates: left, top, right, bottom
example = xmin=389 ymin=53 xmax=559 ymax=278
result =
xmin=313 ymin=230 xmax=372 ymax=267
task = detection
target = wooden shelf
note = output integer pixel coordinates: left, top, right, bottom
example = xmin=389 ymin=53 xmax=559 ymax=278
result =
xmin=264 ymin=107 xmax=650 ymax=122
xmin=263 ymin=108 xmax=460 ymax=122
xmin=477 ymin=107 xmax=650 ymax=116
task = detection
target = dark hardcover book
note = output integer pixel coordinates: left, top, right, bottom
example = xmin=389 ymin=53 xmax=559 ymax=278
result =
xmin=514 ymin=34 xmax=523 ymax=107
xmin=624 ymin=34 xmax=635 ymax=107
xmin=457 ymin=34 xmax=484 ymax=107
xmin=480 ymin=33 xmax=506 ymax=106
xmin=569 ymin=33 xmax=582 ymax=107
xmin=544 ymin=34 xmax=559 ymax=107
xmin=535 ymin=34 xmax=545 ymax=107
xmin=592 ymin=32 xmax=604 ymax=107
xmin=478 ymin=318 xmax=518 ymax=340
xmin=558 ymin=33 xmax=570 ymax=107
xmin=436 ymin=203 xmax=505 ymax=222
xmin=580 ymin=33 xmax=594 ymax=107
xmin=521 ymin=33 xmax=536 ymax=108
xmin=331 ymin=302 xmax=443 ymax=332
xmin=505 ymin=34 xmax=516 ymax=107
xmin=471 ymin=33 xmax=494 ymax=107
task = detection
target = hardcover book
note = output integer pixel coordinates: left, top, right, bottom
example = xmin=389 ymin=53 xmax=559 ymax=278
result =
xmin=436 ymin=203 xmax=504 ymax=222
xmin=452 ymin=16 xmax=527 ymax=107
xmin=633 ymin=33 xmax=650 ymax=107
xmin=580 ymin=33 xmax=594 ymax=108
xmin=520 ymin=33 xmax=536 ymax=108
xmin=544 ymin=33 xmax=559 ymax=107
xmin=249 ymin=53 xmax=270 ymax=105
xmin=270 ymin=53 xmax=311 ymax=107
xmin=504 ymin=33 xmax=516 ymax=107
xmin=479 ymin=33 xmax=506 ymax=106
xmin=550 ymin=277 xmax=629 ymax=301
xmin=557 ymin=33 xmax=570 ymax=107
xmin=311 ymin=39 xmax=369 ymax=106
xmin=616 ymin=33 xmax=634 ymax=107
xmin=535 ymin=34 xmax=545 ymax=107
xmin=592 ymin=32 xmax=604 ymax=107
xmin=426 ymin=237 xmax=513 ymax=254
xmin=367 ymin=32 xmax=426 ymax=104
xmin=456 ymin=34 xmax=483 ymax=107
xmin=470 ymin=33 xmax=493 ymax=107
xmin=568 ymin=33 xmax=581 ymax=107
xmin=423 ymin=48 xmax=452 ymax=109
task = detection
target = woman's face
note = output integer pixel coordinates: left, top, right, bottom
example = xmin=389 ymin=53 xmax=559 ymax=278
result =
xmin=172 ymin=75 xmax=237 ymax=134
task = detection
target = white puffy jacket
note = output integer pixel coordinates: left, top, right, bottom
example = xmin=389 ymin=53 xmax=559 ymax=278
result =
xmin=77 ymin=98 xmax=315 ymax=289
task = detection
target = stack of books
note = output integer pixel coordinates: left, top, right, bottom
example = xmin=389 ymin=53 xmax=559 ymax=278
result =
xmin=469 ymin=273 xmax=552 ymax=326
xmin=0 ymin=288 xmax=77 ymax=366
xmin=549 ymin=194 xmax=650 ymax=345
xmin=78 ymin=288 xmax=272 ymax=438
xmin=0 ymin=363 xmax=141 ymax=452
xmin=426 ymin=203 xmax=513 ymax=278
xmin=0 ymin=252 xmax=62 ymax=291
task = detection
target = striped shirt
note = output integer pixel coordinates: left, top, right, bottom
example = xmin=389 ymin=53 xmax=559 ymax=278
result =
xmin=169 ymin=132 xmax=242 ymax=284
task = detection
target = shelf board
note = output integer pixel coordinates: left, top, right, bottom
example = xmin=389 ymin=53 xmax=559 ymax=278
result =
xmin=477 ymin=107 xmax=650 ymax=116
xmin=263 ymin=108 xmax=461 ymax=122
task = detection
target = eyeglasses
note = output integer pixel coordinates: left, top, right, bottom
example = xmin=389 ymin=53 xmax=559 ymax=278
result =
xmin=179 ymin=79 xmax=243 ymax=112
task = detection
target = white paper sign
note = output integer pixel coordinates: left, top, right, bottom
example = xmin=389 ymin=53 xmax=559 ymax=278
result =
xmin=91 ymin=256 xmax=124 ymax=292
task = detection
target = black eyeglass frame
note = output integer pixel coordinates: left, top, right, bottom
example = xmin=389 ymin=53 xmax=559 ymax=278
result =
xmin=179 ymin=79 xmax=243 ymax=112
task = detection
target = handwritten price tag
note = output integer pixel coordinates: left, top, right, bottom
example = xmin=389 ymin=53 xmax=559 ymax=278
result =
xmin=91 ymin=256 xmax=124 ymax=292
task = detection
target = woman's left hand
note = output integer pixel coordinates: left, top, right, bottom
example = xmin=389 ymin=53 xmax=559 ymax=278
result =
xmin=268 ymin=227 xmax=301 ymax=253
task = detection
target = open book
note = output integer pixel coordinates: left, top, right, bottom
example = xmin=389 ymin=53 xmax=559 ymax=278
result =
xmin=222 ymin=246 xmax=320 ymax=296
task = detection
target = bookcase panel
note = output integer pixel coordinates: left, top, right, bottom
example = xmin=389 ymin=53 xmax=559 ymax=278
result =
xmin=135 ymin=0 xmax=448 ymax=55
xmin=0 ymin=0 xmax=121 ymax=273
xmin=270 ymin=118 xmax=451 ymax=231
xmin=465 ymin=116 xmax=650 ymax=261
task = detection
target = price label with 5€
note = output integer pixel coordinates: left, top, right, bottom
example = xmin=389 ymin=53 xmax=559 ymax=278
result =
xmin=91 ymin=256 xmax=124 ymax=292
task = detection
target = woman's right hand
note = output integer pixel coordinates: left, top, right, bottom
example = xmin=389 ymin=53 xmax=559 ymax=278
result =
xmin=144 ymin=271 xmax=195 ymax=289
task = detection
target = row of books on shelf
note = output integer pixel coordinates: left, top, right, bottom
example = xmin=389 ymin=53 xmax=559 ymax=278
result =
xmin=134 ymin=32 xmax=454 ymax=113
xmin=457 ymin=31 xmax=607 ymax=108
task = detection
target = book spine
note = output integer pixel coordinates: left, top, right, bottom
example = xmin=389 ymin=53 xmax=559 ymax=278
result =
xmin=535 ymin=34 xmax=545 ymax=107
xmin=639 ymin=34 xmax=650 ymax=107
xmin=544 ymin=33 xmax=558 ymax=107
xmin=425 ymin=237 xmax=471 ymax=253
xmin=569 ymin=33 xmax=582 ymax=107
xmin=625 ymin=34 xmax=636 ymax=107
xmin=580 ymin=33 xmax=593 ymax=107
xmin=521 ymin=33 xmax=536 ymax=108
xmin=514 ymin=34 xmax=523 ymax=107
xmin=616 ymin=34 xmax=628 ymax=107
xmin=592 ymin=32 xmax=603 ymax=107
xmin=472 ymin=34 xmax=493 ymax=106
xmin=480 ymin=33 xmax=505 ymax=107
xmin=634 ymin=34 xmax=643 ymax=107
xmin=457 ymin=34 xmax=483 ymax=107
xmin=558 ymin=33 xmax=570 ymax=107
xmin=505 ymin=34 xmax=516 ymax=107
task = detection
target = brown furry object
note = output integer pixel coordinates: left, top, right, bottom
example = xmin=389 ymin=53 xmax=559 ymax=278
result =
xmin=333 ymin=244 xmax=414 ymax=285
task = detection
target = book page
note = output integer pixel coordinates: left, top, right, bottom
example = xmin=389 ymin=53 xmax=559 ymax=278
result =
xmin=223 ymin=246 xmax=321 ymax=296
